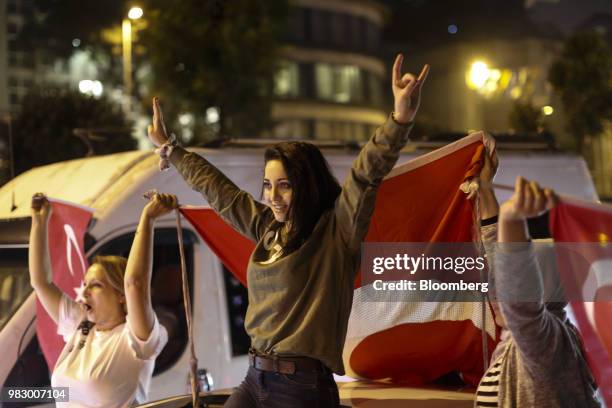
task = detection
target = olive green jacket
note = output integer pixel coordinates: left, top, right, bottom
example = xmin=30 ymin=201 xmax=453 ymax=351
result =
xmin=169 ymin=116 xmax=413 ymax=374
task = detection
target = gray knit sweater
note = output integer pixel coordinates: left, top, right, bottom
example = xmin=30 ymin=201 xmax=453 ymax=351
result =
xmin=479 ymin=224 xmax=600 ymax=408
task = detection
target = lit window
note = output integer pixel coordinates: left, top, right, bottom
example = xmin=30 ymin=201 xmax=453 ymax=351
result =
xmin=274 ymin=61 xmax=299 ymax=97
xmin=315 ymin=63 xmax=363 ymax=103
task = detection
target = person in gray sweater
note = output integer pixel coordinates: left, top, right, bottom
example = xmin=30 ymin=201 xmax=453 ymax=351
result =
xmin=476 ymin=151 xmax=600 ymax=407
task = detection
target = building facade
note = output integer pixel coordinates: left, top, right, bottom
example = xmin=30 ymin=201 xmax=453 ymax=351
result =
xmin=1 ymin=0 xmax=39 ymax=115
xmin=271 ymin=0 xmax=389 ymax=141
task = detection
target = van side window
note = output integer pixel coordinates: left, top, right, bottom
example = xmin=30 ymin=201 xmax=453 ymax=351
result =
xmin=91 ymin=228 xmax=197 ymax=375
xmin=1 ymin=247 xmax=53 ymax=391
xmin=221 ymin=267 xmax=250 ymax=356
xmin=0 ymin=248 xmax=31 ymax=331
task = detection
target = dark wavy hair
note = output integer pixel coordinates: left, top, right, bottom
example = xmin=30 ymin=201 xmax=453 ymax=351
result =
xmin=263 ymin=142 xmax=341 ymax=251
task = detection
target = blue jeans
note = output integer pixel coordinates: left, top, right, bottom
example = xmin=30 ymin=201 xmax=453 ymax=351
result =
xmin=224 ymin=365 xmax=340 ymax=407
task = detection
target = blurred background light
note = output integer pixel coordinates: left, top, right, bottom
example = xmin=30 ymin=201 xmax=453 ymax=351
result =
xmin=78 ymin=80 xmax=103 ymax=97
xmin=467 ymin=61 xmax=490 ymax=89
xmin=128 ymin=7 xmax=143 ymax=20
xmin=542 ymin=105 xmax=554 ymax=115
xmin=206 ymin=107 xmax=220 ymax=124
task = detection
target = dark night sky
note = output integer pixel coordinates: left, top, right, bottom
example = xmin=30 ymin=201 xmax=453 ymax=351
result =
xmin=382 ymin=0 xmax=612 ymax=48
xmin=527 ymin=0 xmax=612 ymax=34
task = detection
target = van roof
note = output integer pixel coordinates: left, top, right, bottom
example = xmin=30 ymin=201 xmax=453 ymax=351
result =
xmin=0 ymin=147 xmax=355 ymax=245
xmin=0 ymin=146 xmax=598 ymax=245
xmin=0 ymin=150 xmax=152 ymax=220
xmin=0 ymin=147 xmax=366 ymax=222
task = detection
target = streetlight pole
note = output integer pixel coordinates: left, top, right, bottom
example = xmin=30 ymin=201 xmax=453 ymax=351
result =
xmin=122 ymin=6 xmax=143 ymax=116
xmin=122 ymin=18 xmax=132 ymax=115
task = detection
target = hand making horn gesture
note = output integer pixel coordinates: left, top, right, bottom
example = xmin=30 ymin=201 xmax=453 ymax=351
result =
xmin=147 ymin=97 xmax=170 ymax=147
xmin=392 ymin=54 xmax=430 ymax=124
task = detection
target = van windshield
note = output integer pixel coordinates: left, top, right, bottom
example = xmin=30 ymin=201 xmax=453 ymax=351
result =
xmin=0 ymin=248 xmax=31 ymax=330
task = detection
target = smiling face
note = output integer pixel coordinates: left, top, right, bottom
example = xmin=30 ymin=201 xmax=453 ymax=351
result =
xmin=263 ymin=160 xmax=293 ymax=222
xmin=82 ymin=263 xmax=126 ymax=330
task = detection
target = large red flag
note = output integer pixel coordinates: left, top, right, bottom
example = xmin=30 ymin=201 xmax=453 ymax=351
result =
xmin=347 ymin=133 xmax=496 ymax=385
xmin=550 ymin=198 xmax=612 ymax=405
xmin=36 ymin=199 xmax=93 ymax=369
xmin=181 ymin=133 xmax=496 ymax=385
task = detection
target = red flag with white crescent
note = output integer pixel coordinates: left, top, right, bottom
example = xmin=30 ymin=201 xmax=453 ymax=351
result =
xmin=550 ymin=198 xmax=612 ymax=405
xmin=36 ymin=199 xmax=93 ymax=369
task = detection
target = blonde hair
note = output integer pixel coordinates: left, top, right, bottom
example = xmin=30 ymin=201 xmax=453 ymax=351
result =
xmin=92 ymin=255 xmax=127 ymax=297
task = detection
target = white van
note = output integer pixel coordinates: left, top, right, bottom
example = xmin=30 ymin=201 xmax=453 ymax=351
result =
xmin=0 ymin=141 xmax=598 ymax=405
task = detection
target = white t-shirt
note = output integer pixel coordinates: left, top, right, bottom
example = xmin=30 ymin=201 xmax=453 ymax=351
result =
xmin=51 ymin=295 xmax=168 ymax=408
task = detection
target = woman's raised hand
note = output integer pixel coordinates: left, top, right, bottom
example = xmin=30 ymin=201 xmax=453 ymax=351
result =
xmin=147 ymin=97 xmax=170 ymax=147
xmin=144 ymin=192 xmax=178 ymax=220
xmin=392 ymin=54 xmax=430 ymax=124
xmin=31 ymin=193 xmax=51 ymax=224
xmin=500 ymin=176 xmax=557 ymax=221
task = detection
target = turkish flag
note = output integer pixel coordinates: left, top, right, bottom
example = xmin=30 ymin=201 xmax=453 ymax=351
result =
xmin=348 ymin=132 xmax=496 ymax=385
xmin=180 ymin=132 xmax=496 ymax=385
xmin=180 ymin=207 xmax=251 ymax=286
xmin=36 ymin=199 xmax=93 ymax=369
xmin=550 ymin=198 xmax=612 ymax=404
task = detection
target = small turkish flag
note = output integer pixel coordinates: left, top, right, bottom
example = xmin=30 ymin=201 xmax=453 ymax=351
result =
xmin=35 ymin=199 xmax=93 ymax=369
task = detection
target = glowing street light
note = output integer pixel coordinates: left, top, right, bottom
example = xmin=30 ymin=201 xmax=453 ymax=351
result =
xmin=542 ymin=105 xmax=554 ymax=116
xmin=128 ymin=7 xmax=143 ymax=20
xmin=468 ymin=61 xmax=490 ymax=90
xmin=123 ymin=6 xmax=143 ymax=115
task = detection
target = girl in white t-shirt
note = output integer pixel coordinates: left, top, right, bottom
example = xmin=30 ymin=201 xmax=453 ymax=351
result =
xmin=29 ymin=193 xmax=174 ymax=407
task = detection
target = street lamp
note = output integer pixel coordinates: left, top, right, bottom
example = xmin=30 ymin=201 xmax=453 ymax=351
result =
xmin=122 ymin=6 xmax=143 ymax=115
xmin=542 ymin=105 xmax=554 ymax=116
xmin=128 ymin=7 xmax=143 ymax=20
xmin=467 ymin=61 xmax=490 ymax=90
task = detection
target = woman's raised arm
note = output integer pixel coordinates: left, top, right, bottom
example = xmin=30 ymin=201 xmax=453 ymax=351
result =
xmin=28 ymin=194 xmax=63 ymax=323
xmin=334 ymin=55 xmax=429 ymax=252
xmin=147 ymin=97 xmax=271 ymax=242
xmin=124 ymin=193 xmax=176 ymax=341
